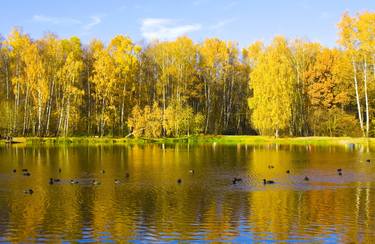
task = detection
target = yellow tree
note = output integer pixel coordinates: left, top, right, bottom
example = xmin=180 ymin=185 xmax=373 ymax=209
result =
xmin=356 ymin=12 xmax=375 ymax=136
xmin=304 ymin=48 xmax=355 ymax=135
xmin=305 ymin=48 xmax=350 ymax=109
xmin=57 ymin=37 xmax=84 ymax=136
xmin=127 ymin=103 xmax=162 ymax=138
xmin=38 ymin=33 xmax=64 ymax=135
xmin=338 ymin=12 xmax=364 ymax=136
xmin=146 ymin=37 xmax=201 ymax=135
xmin=90 ymin=40 xmax=116 ymax=136
xmin=289 ymin=40 xmax=321 ymax=136
xmin=164 ymin=101 xmax=192 ymax=137
xmin=0 ymin=36 xmax=11 ymax=101
xmin=170 ymin=37 xmax=199 ymax=103
xmin=0 ymin=35 xmax=13 ymax=134
xmin=23 ymin=42 xmax=47 ymax=136
xmin=243 ymin=41 xmax=263 ymax=70
xmin=249 ymin=36 xmax=295 ymax=137
xmin=143 ymin=41 xmax=169 ymax=135
xmin=127 ymin=105 xmax=145 ymax=138
xmin=6 ymin=28 xmax=31 ymax=134
xmin=199 ymin=38 xmax=228 ymax=133
xmin=108 ymin=35 xmax=141 ymax=135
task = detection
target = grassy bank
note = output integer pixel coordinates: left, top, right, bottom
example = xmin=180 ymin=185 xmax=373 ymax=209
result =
xmin=194 ymin=135 xmax=375 ymax=146
xmin=0 ymin=135 xmax=374 ymax=146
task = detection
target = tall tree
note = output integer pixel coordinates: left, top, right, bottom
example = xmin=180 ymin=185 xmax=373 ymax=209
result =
xmin=108 ymin=35 xmax=141 ymax=135
xmin=248 ymin=36 xmax=295 ymax=137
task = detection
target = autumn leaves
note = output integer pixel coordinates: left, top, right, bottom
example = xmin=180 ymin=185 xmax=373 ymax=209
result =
xmin=0 ymin=11 xmax=374 ymax=138
xmin=247 ymin=12 xmax=375 ymax=137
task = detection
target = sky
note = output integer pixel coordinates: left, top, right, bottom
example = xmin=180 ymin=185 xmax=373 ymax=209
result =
xmin=0 ymin=0 xmax=374 ymax=48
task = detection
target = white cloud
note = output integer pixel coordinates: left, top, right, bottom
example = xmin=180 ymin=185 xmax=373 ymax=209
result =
xmin=141 ymin=18 xmax=201 ymax=41
xmin=32 ymin=15 xmax=102 ymax=33
xmin=210 ymin=18 xmax=237 ymax=30
xmin=32 ymin=15 xmax=81 ymax=25
xmin=83 ymin=16 xmax=102 ymax=31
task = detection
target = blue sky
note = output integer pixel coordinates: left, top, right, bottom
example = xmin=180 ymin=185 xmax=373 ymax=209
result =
xmin=0 ymin=0 xmax=374 ymax=47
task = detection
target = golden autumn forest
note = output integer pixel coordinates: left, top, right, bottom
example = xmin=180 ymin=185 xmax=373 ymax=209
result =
xmin=0 ymin=11 xmax=374 ymax=138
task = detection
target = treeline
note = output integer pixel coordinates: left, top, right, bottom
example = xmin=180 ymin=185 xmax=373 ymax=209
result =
xmin=0 ymin=11 xmax=374 ymax=138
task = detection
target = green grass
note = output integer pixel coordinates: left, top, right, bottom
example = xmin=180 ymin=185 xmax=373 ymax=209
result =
xmin=192 ymin=135 xmax=375 ymax=146
xmin=0 ymin=135 xmax=374 ymax=146
xmin=0 ymin=136 xmax=194 ymax=145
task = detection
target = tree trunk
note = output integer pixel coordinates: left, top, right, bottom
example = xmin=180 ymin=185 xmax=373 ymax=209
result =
xmin=5 ymin=61 xmax=9 ymax=100
xmin=162 ymin=83 xmax=166 ymax=136
xmin=37 ymin=90 xmax=42 ymax=136
xmin=87 ymin=66 xmax=91 ymax=135
xmin=13 ymin=71 xmax=20 ymax=135
xmin=352 ymin=58 xmax=365 ymax=136
xmin=22 ymin=85 xmax=29 ymax=135
xmin=120 ymin=82 xmax=126 ymax=136
xmin=100 ymin=98 xmax=106 ymax=137
xmin=57 ymin=95 xmax=65 ymax=136
xmin=204 ymin=76 xmax=210 ymax=134
xmin=45 ymin=79 xmax=55 ymax=136
xmin=64 ymin=98 xmax=70 ymax=137
xmin=363 ymin=59 xmax=369 ymax=137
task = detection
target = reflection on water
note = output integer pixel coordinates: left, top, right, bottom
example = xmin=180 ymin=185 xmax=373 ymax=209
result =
xmin=0 ymin=143 xmax=374 ymax=242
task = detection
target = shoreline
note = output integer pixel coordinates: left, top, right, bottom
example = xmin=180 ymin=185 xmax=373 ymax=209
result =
xmin=1 ymin=135 xmax=374 ymax=146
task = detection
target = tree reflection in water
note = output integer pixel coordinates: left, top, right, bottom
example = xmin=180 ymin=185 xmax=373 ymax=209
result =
xmin=0 ymin=144 xmax=373 ymax=242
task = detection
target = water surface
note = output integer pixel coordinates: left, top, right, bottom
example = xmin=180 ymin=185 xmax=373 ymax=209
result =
xmin=0 ymin=143 xmax=374 ymax=242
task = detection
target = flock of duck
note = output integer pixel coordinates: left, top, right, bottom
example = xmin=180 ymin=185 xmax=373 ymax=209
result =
xmin=16 ymin=167 xmax=184 ymax=195
xmin=14 ymin=168 xmax=131 ymax=194
xmin=14 ymin=159 xmax=372 ymax=195
xmin=232 ymin=159 xmax=372 ymax=186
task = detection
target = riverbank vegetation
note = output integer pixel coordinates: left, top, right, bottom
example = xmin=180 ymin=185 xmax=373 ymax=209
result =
xmin=0 ymin=11 xmax=374 ymax=138
xmin=2 ymin=136 xmax=375 ymax=147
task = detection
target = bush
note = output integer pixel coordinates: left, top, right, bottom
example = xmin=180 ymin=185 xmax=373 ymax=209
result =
xmin=128 ymin=101 xmax=204 ymax=138
xmin=164 ymin=101 xmax=204 ymax=137
xmin=309 ymin=108 xmax=362 ymax=137
xmin=127 ymin=103 xmax=162 ymax=138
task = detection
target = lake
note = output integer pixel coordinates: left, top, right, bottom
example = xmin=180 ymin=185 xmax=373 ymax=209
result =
xmin=0 ymin=143 xmax=374 ymax=242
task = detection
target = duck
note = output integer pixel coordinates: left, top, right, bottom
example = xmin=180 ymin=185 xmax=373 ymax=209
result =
xmin=338 ymin=172 xmax=343 ymax=176
xmin=268 ymin=165 xmax=275 ymax=169
xmin=114 ymin=179 xmax=121 ymax=184
xmin=366 ymin=159 xmax=371 ymax=163
xmin=263 ymin=179 xmax=275 ymax=184
xmin=286 ymin=170 xmax=290 ymax=174
xmin=23 ymin=172 xmax=31 ymax=176
xmin=232 ymin=177 xmax=243 ymax=184
xmin=337 ymin=168 xmax=342 ymax=172
xmin=22 ymin=169 xmax=28 ymax=172
xmin=53 ymin=178 xmax=61 ymax=182
xmin=177 ymin=178 xmax=182 ymax=184
xmin=12 ymin=169 xmax=17 ymax=173
xmin=92 ymin=180 xmax=101 ymax=185
xmin=24 ymin=189 xmax=34 ymax=194
xmin=49 ymin=178 xmax=54 ymax=184
xmin=304 ymin=176 xmax=309 ymax=181
xmin=101 ymin=170 xmax=105 ymax=174
xmin=70 ymin=179 xmax=79 ymax=184
xmin=189 ymin=169 xmax=195 ymax=174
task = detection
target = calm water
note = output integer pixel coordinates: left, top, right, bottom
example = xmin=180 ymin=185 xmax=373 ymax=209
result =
xmin=0 ymin=143 xmax=374 ymax=242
